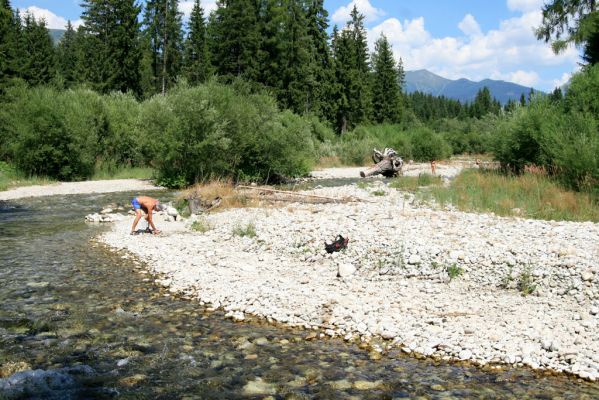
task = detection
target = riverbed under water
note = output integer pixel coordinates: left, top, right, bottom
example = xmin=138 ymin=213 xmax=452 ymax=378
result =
xmin=1 ymin=190 xmax=598 ymax=399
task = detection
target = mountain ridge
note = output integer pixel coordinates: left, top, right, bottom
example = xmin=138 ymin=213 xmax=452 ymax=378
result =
xmin=405 ymin=69 xmax=539 ymax=104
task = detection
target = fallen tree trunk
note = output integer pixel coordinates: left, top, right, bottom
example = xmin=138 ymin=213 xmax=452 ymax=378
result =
xmin=360 ymin=148 xmax=404 ymax=178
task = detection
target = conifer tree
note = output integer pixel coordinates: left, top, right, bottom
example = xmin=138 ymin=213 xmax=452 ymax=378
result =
xmin=56 ymin=21 xmax=78 ymax=87
xmin=143 ymin=0 xmax=183 ymax=94
xmin=21 ymin=13 xmax=56 ymax=86
xmin=371 ymin=34 xmax=401 ymax=123
xmin=278 ymin=0 xmax=313 ymax=113
xmin=209 ymin=0 xmax=261 ymax=81
xmin=183 ymin=0 xmax=211 ymax=85
xmin=0 ymin=1 xmax=13 ymax=81
xmin=331 ymin=6 xmax=371 ymax=133
xmin=80 ymin=0 xmax=142 ymax=94
xmin=305 ymin=0 xmax=333 ymax=118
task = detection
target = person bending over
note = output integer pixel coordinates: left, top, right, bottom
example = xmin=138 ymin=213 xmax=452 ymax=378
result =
xmin=130 ymin=196 xmax=166 ymax=235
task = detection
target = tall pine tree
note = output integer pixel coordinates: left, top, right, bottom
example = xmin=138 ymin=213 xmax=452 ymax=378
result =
xmin=142 ymin=0 xmax=183 ymax=95
xmin=56 ymin=21 xmax=78 ymax=87
xmin=183 ymin=0 xmax=211 ymax=85
xmin=21 ymin=12 xmax=56 ymax=86
xmin=371 ymin=34 xmax=402 ymax=123
xmin=209 ymin=0 xmax=261 ymax=81
xmin=331 ymin=6 xmax=371 ymax=133
xmin=305 ymin=0 xmax=333 ymax=119
xmin=80 ymin=0 xmax=142 ymax=94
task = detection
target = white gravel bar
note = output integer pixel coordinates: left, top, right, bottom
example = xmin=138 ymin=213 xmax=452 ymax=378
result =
xmin=100 ymin=175 xmax=599 ymax=381
xmin=0 ymin=179 xmax=162 ymax=201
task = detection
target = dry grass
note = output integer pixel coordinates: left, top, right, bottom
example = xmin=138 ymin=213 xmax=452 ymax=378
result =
xmin=180 ymin=179 xmax=262 ymax=211
xmin=315 ymin=156 xmax=344 ymax=169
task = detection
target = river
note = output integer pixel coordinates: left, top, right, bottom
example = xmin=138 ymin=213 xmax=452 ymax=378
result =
xmin=1 ymin=191 xmax=598 ymax=399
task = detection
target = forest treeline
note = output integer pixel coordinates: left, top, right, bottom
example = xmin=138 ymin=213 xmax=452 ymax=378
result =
xmin=0 ymin=0 xmax=597 ymax=192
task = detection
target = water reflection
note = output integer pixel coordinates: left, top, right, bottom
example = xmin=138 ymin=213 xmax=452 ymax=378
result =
xmin=0 ymin=191 xmax=598 ymax=399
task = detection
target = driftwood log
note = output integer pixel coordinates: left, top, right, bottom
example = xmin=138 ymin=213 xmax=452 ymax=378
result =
xmin=360 ymin=148 xmax=404 ymax=178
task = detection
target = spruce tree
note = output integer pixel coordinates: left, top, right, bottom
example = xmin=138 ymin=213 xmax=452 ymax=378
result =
xmin=143 ymin=0 xmax=183 ymax=94
xmin=80 ymin=0 xmax=142 ymax=94
xmin=21 ymin=13 xmax=56 ymax=86
xmin=331 ymin=6 xmax=371 ymax=133
xmin=305 ymin=0 xmax=333 ymax=119
xmin=371 ymin=34 xmax=401 ymax=123
xmin=0 ymin=0 xmax=17 ymax=88
xmin=183 ymin=0 xmax=211 ymax=85
xmin=278 ymin=0 xmax=313 ymax=113
xmin=56 ymin=21 xmax=78 ymax=87
xmin=209 ymin=0 xmax=261 ymax=81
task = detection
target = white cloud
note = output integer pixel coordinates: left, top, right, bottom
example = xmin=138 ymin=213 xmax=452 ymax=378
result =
xmin=493 ymin=70 xmax=540 ymax=86
xmin=368 ymin=8 xmax=579 ymax=90
xmin=458 ymin=14 xmax=482 ymax=37
xmin=180 ymin=0 xmax=218 ymax=19
xmin=507 ymin=0 xmax=545 ymax=13
xmin=19 ymin=6 xmax=82 ymax=29
xmin=551 ymin=72 xmax=573 ymax=89
xmin=332 ymin=0 xmax=386 ymax=25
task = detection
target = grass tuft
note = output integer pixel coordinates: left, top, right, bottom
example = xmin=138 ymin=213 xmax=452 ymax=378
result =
xmin=447 ymin=264 xmax=463 ymax=280
xmin=191 ymin=218 xmax=213 ymax=233
xmin=232 ymin=222 xmax=257 ymax=238
xmin=420 ymin=169 xmax=599 ymax=222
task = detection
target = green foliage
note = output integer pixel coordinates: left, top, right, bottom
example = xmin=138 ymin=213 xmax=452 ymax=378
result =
xmin=536 ymin=0 xmax=597 ymax=56
xmin=371 ymin=34 xmax=402 ymax=123
xmin=409 ymin=126 xmax=452 ymax=161
xmin=80 ymin=0 xmax=142 ymax=94
xmin=138 ymin=81 xmax=315 ymax=186
xmin=493 ymin=82 xmax=599 ymax=192
xmin=232 ymin=221 xmax=257 ymax=238
xmin=1 ymin=86 xmax=103 ymax=180
xmin=446 ymin=264 xmax=463 ymax=280
xmin=517 ymin=267 xmax=536 ymax=296
xmin=183 ymin=0 xmax=211 ymax=85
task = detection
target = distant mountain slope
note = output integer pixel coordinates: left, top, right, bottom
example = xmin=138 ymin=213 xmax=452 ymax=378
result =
xmin=405 ymin=69 xmax=539 ymax=104
xmin=49 ymin=29 xmax=65 ymax=45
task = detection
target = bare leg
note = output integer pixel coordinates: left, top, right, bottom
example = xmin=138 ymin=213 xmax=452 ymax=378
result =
xmin=131 ymin=209 xmax=143 ymax=233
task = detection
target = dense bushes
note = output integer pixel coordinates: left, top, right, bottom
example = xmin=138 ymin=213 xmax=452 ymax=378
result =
xmin=0 ymin=81 xmax=322 ymax=185
xmin=0 ymin=86 xmax=103 ymax=180
xmin=141 ymin=82 xmax=316 ymax=186
xmin=317 ymin=123 xmax=453 ymax=165
xmin=493 ymin=66 xmax=599 ymax=192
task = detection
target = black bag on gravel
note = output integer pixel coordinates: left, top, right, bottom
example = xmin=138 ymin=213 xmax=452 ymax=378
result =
xmin=325 ymin=235 xmax=349 ymax=253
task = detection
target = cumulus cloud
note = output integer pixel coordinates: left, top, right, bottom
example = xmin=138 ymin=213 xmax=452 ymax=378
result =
xmin=332 ymin=0 xmax=386 ymax=25
xmin=458 ymin=14 xmax=482 ymax=37
xmin=19 ymin=6 xmax=82 ymax=29
xmin=368 ymin=7 xmax=579 ymax=90
xmin=551 ymin=72 xmax=573 ymax=89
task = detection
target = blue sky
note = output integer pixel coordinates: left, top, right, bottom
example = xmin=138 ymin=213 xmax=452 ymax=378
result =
xmin=12 ymin=0 xmax=580 ymax=90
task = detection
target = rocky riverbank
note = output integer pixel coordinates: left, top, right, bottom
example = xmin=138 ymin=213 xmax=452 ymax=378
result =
xmin=100 ymin=179 xmax=599 ymax=381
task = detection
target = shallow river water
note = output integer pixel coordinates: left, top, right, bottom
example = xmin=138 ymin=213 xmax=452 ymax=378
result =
xmin=1 ymin=190 xmax=599 ymax=399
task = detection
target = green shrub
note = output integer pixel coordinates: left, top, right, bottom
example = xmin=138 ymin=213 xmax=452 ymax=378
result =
xmin=101 ymin=92 xmax=142 ymax=167
xmin=139 ymin=81 xmax=316 ymax=186
xmin=409 ymin=126 xmax=452 ymax=161
xmin=2 ymin=86 xmax=102 ymax=180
